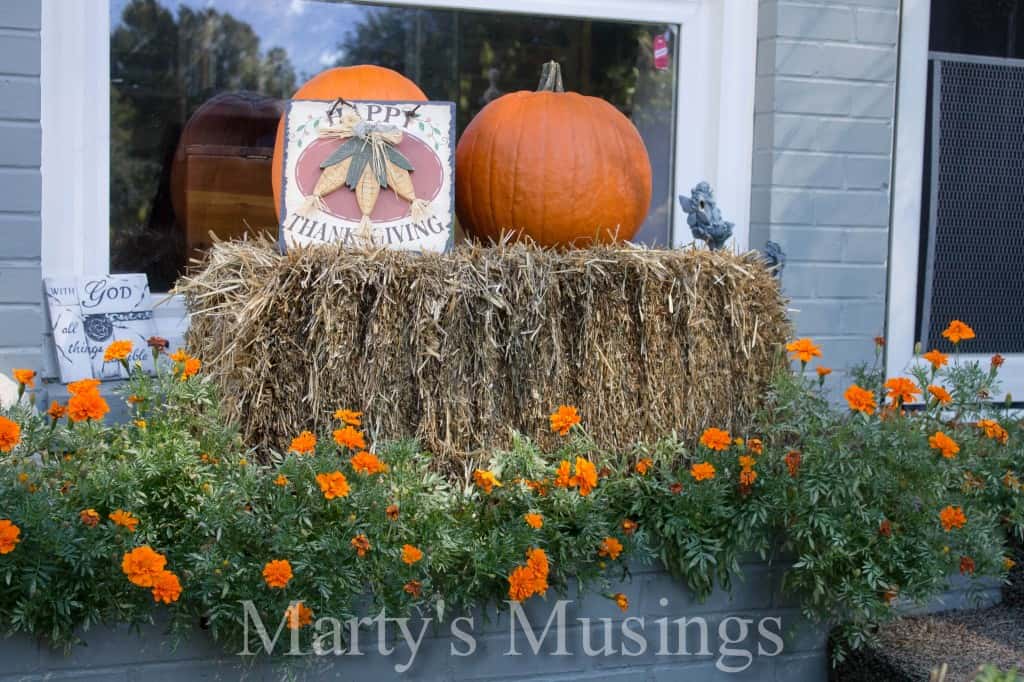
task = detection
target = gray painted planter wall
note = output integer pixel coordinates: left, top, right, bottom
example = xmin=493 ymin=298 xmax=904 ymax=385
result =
xmin=1 ymin=560 xmax=830 ymax=681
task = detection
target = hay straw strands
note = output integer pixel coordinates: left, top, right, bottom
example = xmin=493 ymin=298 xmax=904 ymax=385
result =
xmin=177 ymin=239 xmax=790 ymax=465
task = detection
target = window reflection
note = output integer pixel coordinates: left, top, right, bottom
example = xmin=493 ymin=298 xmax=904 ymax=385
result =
xmin=111 ymin=0 xmax=678 ymax=291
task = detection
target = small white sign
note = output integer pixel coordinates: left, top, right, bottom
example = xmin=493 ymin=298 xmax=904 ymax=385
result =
xmin=43 ymin=274 xmax=159 ymax=383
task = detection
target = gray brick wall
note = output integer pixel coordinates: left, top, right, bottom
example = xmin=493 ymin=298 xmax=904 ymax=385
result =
xmin=0 ymin=0 xmax=43 ymax=376
xmin=751 ymin=0 xmax=897 ymax=385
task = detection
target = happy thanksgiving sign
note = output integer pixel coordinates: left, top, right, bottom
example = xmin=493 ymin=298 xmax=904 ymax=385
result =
xmin=279 ymin=99 xmax=454 ymax=252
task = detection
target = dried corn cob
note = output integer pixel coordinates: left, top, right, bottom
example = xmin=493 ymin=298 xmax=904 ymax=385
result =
xmin=355 ymin=164 xmax=381 ymax=242
xmin=297 ymin=157 xmax=352 ymax=217
xmin=385 ymin=159 xmax=430 ymax=222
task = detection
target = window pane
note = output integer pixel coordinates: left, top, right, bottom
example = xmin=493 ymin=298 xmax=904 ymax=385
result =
xmin=111 ymin=0 xmax=679 ymax=291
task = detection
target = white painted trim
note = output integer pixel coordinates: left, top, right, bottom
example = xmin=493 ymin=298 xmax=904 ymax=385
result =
xmin=886 ymin=0 xmax=1024 ymax=398
xmin=40 ymin=0 xmax=110 ymax=277
xmin=354 ymin=0 xmax=699 ymax=24
xmin=886 ymin=0 xmax=929 ymax=380
xmin=40 ymin=0 xmax=755 ymax=280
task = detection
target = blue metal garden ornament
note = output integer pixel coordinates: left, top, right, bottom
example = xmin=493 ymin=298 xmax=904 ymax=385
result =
xmin=678 ymin=181 xmax=733 ymax=250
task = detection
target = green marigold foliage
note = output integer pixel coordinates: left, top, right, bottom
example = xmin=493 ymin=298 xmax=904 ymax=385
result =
xmin=0 ymin=333 xmax=1021 ymax=662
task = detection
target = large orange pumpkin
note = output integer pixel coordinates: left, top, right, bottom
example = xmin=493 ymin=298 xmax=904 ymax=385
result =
xmin=455 ymin=61 xmax=652 ymax=247
xmin=271 ymin=65 xmax=427 ymax=215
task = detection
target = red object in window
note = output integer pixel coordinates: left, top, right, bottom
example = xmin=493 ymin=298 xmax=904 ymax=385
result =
xmin=653 ymin=33 xmax=670 ymax=71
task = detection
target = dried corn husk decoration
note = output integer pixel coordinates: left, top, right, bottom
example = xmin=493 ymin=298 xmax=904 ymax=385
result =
xmin=297 ymin=108 xmax=432 ymax=239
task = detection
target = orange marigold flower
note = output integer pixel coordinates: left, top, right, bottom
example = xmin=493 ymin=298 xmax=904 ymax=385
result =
xmin=700 ymin=427 xmax=732 ymax=451
xmin=103 ymin=340 xmax=133 ymax=362
xmin=571 ymin=457 xmax=598 ymax=496
xmin=554 ymin=460 xmax=572 ymax=488
xmin=613 ymin=593 xmax=629 ymax=612
xmin=940 ymin=505 xmax=967 ymax=532
xmin=285 ymin=602 xmax=313 ymax=630
xmin=404 ymin=580 xmax=423 ymax=598
xmin=263 ymin=559 xmax=293 ymax=589
xmin=386 ymin=504 xmax=400 ymax=521
xmin=922 ymin=349 xmax=949 ymax=369
xmin=12 ymin=368 xmax=35 ymax=388
xmin=739 ymin=468 xmax=758 ymax=487
xmin=122 ymin=545 xmax=167 ymax=587
xmin=110 ymin=509 xmax=139 ymax=532
xmin=79 ymin=509 xmax=100 ymax=527
xmin=598 ymin=537 xmax=624 ymax=560
xmin=0 ymin=416 xmax=21 ymax=453
xmin=67 ymin=378 xmax=101 ymax=395
xmin=621 ymin=519 xmax=638 ymax=535
xmin=334 ymin=409 xmax=362 ymax=426
xmin=47 ymin=401 xmax=67 ymax=420
xmin=959 ymin=556 xmax=975 ymax=575
xmin=549 ymin=405 xmax=581 ymax=436
xmin=180 ymin=357 xmax=201 ymax=381
xmin=786 ymin=338 xmax=822 ymax=363
xmin=928 ymin=385 xmax=953 ymax=405
xmin=151 ymin=570 xmax=182 ymax=604
xmin=977 ymin=419 xmax=1009 ymax=445
xmin=508 ymin=547 xmax=550 ymax=601
xmin=273 ymin=474 xmax=289 ymax=487
xmin=844 ymin=384 xmax=877 ymax=415
xmin=0 ymin=519 xmax=20 ymax=554
xmin=351 ymin=451 xmax=388 ymax=475
xmin=289 ymin=431 xmax=317 ymax=455
xmin=747 ymin=438 xmax=763 ymax=456
xmin=524 ymin=513 xmax=543 ymax=529
xmin=929 ymin=431 xmax=960 ymax=459
xmin=879 ymin=519 xmax=892 ymax=537
xmin=942 ymin=320 xmax=975 ymax=344
xmin=785 ymin=450 xmax=802 ymax=477
xmin=992 ymin=354 xmax=1005 ymax=368
xmin=473 ymin=469 xmax=502 ymax=494
xmin=67 ymin=391 xmax=110 ymax=422
xmin=690 ymin=462 xmax=716 ymax=482
xmin=316 ymin=471 xmax=351 ymax=500
xmin=402 ymin=544 xmax=424 ymax=565
xmin=333 ymin=426 xmax=366 ymax=451
xmin=816 ymin=366 xmax=832 ymax=377
xmin=635 ymin=458 xmax=654 ymax=475
xmin=170 ymin=349 xmax=189 ymax=363
xmin=669 ymin=482 xmax=683 ymax=495
xmin=738 ymin=455 xmax=756 ymax=469
xmin=351 ymin=533 xmax=371 ymax=557
xmin=874 ymin=336 xmax=886 ymax=347
xmin=885 ymin=377 xmax=922 ymax=405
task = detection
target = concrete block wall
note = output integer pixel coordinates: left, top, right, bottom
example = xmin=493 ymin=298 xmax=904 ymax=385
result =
xmin=0 ymin=1 xmax=43 ymax=376
xmin=751 ymin=0 xmax=898 ymax=386
xmin=0 ymin=560 xmax=829 ymax=681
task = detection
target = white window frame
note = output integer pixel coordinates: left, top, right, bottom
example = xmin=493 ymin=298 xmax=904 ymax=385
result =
xmin=887 ymin=0 xmax=1024 ymax=399
xmin=40 ymin=0 xmax=758 ymax=352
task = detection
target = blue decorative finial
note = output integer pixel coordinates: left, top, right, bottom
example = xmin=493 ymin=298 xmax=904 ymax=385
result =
xmin=761 ymin=240 xmax=785 ymax=277
xmin=678 ymin=181 xmax=733 ymax=250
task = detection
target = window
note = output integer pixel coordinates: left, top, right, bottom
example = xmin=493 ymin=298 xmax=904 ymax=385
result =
xmin=109 ymin=0 xmax=681 ymax=290
xmin=42 ymin=0 xmax=757 ymax=309
xmin=889 ymin=0 xmax=1024 ymax=397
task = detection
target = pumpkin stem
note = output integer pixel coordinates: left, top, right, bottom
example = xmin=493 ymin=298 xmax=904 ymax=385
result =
xmin=537 ymin=61 xmax=565 ymax=92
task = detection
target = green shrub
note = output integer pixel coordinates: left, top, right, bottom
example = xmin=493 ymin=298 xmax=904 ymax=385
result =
xmin=0 ymin=327 xmax=1020 ymax=662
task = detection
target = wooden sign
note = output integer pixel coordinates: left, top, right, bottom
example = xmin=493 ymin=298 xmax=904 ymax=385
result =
xmin=278 ymin=99 xmax=454 ymax=252
xmin=43 ymin=274 xmax=158 ymax=383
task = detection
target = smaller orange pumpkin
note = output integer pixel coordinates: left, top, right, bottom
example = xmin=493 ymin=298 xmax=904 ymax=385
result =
xmin=455 ymin=61 xmax=652 ymax=247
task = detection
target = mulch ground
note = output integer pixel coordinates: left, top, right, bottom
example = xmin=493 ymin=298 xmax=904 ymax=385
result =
xmin=834 ymin=541 xmax=1024 ymax=681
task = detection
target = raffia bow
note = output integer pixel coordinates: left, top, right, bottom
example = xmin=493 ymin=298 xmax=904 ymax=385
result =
xmin=297 ymin=107 xmax=431 ymax=241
